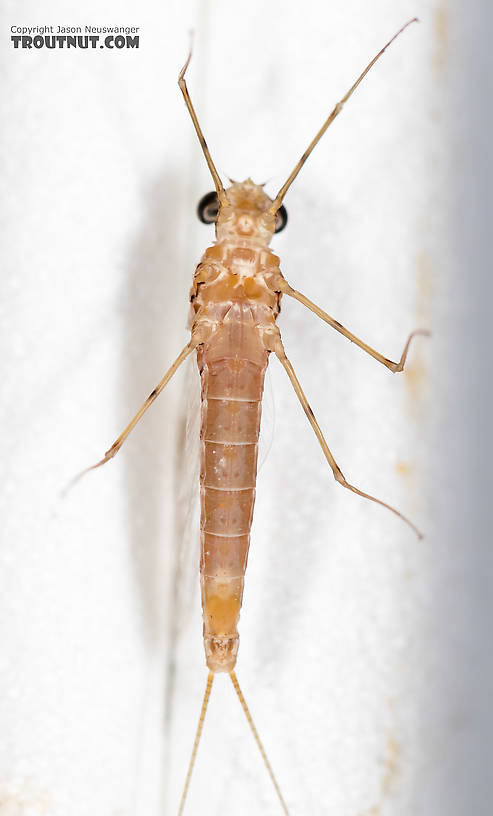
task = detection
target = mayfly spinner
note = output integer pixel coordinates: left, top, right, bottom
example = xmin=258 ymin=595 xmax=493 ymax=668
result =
xmin=83 ymin=18 xmax=428 ymax=815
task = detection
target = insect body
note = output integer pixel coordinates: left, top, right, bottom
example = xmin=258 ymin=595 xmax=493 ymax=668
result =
xmin=86 ymin=18 xmax=427 ymax=815
xmin=192 ymin=180 xmax=284 ymax=674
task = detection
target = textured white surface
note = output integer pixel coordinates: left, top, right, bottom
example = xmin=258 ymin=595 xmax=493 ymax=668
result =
xmin=1 ymin=1 xmax=491 ymax=815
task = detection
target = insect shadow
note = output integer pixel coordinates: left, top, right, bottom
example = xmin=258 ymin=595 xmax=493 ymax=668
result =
xmin=121 ymin=167 xmax=189 ymax=648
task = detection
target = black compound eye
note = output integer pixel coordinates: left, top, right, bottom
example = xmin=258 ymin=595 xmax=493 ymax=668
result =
xmin=274 ymin=204 xmax=288 ymax=233
xmin=197 ymin=191 xmax=219 ymax=224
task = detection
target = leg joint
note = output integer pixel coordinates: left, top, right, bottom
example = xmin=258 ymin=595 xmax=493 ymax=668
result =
xmin=333 ymin=466 xmax=346 ymax=486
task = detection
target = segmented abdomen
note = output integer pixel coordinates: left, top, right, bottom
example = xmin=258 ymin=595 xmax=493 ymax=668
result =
xmin=197 ymin=303 xmax=268 ymax=672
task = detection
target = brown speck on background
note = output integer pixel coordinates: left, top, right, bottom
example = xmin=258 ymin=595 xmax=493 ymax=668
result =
xmin=395 ymin=460 xmax=413 ymax=480
xmin=433 ymin=1 xmax=449 ymax=72
xmin=405 ymin=357 xmax=428 ymax=403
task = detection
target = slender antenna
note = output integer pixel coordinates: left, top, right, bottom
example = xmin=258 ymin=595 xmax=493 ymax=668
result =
xmin=178 ymin=43 xmax=228 ymax=205
xmin=230 ymin=671 xmax=290 ymax=816
xmin=177 ymin=671 xmax=214 ymax=816
xmin=269 ymin=18 xmax=418 ymax=213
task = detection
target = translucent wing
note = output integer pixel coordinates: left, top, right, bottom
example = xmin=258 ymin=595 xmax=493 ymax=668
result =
xmin=258 ymin=363 xmax=275 ymax=471
xmin=170 ymin=353 xmax=202 ymax=647
xmin=162 ymin=353 xmax=202 ymax=803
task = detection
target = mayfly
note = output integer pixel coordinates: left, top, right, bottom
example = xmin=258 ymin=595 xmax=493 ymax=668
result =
xmin=80 ymin=17 xmax=428 ymax=815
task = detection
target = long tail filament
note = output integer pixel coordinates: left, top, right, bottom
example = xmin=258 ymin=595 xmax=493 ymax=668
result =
xmin=177 ymin=671 xmax=214 ymax=816
xmin=230 ymin=670 xmax=290 ymax=816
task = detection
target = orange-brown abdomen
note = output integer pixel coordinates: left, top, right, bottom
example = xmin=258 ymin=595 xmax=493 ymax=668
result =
xmin=197 ymin=303 xmax=269 ymax=672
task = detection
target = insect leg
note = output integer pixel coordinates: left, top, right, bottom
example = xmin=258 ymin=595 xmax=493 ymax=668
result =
xmin=77 ymin=341 xmax=197 ymax=479
xmin=279 ymin=279 xmax=429 ymax=373
xmin=271 ymin=336 xmax=423 ymax=539
xmin=268 ymin=18 xmax=418 ymax=213
xmin=178 ymin=48 xmax=228 ymax=204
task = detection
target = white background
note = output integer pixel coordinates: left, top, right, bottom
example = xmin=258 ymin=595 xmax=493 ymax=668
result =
xmin=1 ymin=1 xmax=491 ymax=815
